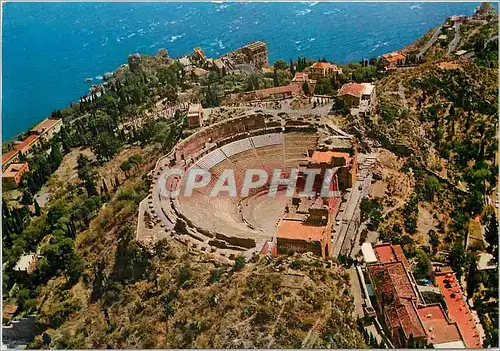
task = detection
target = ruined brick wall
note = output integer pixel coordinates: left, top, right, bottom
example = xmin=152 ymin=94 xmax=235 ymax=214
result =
xmin=277 ymin=238 xmax=323 ymax=257
xmin=176 ymin=115 xmax=266 ymax=161
xmin=215 ymin=233 xmax=255 ymax=249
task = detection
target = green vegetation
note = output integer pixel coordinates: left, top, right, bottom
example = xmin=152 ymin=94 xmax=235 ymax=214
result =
xmin=360 ymin=197 xmax=383 ymax=230
xmin=233 ymin=255 xmax=246 ymax=272
xmin=3 ymin=51 xmax=185 ymax=327
xmin=3 ymin=13 xmax=498 ymax=348
xmin=31 ymin=252 xmax=366 ymax=348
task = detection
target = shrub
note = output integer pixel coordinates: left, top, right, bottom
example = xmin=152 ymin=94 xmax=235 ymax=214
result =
xmin=233 ymin=255 xmax=246 ymax=272
xmin=178 ymin=264 xmax=191 ymax=286
xmin=208 ymin=269 xmax=221 ymax=284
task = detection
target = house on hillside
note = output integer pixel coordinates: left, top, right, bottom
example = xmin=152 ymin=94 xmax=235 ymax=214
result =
xmin=309 ymin=62 xmax=342 ymax=79
xmin=336 ymin=82 xmax=375 ymax=109
xmin=292 ymin=72 xmax=316 ymax=94
xmin=380 ymin=52 xmax=406 ymax=70
xmin=30 ymin=118 xmax=63 ymax=142
xmin=2 ymin=118 xmax=62 ymax=169
xmin=2 ymin=162 xmax=29 ymax=188
xmin=187 ymin=104 xmax=204 ymax=128
xmin=292 ymin=72 xmax=309 ymax=83
xmin=362 ymin=243 xmax=470 ymax=348
xmin=13 ymin=253 xmax=39 ymax=277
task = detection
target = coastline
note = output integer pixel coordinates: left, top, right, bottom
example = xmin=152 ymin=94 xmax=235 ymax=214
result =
xmin=2 ymin=2 xmax=479 ymax=141
xmin=3 ymin=28 xmax=436 ymax=146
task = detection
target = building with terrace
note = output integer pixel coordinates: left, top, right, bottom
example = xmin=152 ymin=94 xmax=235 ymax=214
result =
xmin=13 ymin=135 xmax=42 ymax=156
xmin=2 ymin=162 xmax=29 ymax=188
xmin=309 ymin=62 xmax=342 ymax=80
xmin=2 ymin=118 xmax=63 ymax=169
xmin=361 ymin=243 xmax=473 ymax=348
xmin=337 ymin=82 xmax=376 ymax=109
xmin=224 ymin=41 xmax=269 ymax=68
xmin=187 ymin=103 xmax=204 ymax=128
xmin=380 ymin=52 xmax=406 ymax=70
xmin=30 ymin=118 xmax=63 ymax=141
xmin=2 ymin=149 xmax=19 ymax=170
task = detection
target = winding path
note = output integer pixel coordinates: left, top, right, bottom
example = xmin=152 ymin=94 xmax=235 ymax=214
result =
xmin=417 ymin=26 xmax=443 ymax=60
xmin=447 ymin=22 xmax=463 ymax=56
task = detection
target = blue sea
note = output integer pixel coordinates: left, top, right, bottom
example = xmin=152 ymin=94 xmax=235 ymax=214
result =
xmin=2 ymin=2 xmax=481 ymax=141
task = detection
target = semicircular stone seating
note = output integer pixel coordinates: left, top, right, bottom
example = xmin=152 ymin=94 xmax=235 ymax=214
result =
xmin=144 ymin=113 xmax=320 ymax=258
xmin=175 ymin=132 xmax=319 ymax=242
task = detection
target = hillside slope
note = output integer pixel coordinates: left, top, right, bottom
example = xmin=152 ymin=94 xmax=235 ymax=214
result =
xmin=34 ymin=204 xmax=365 ymax=349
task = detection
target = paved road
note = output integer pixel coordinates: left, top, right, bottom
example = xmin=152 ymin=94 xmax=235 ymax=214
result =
xmin=34 ymin=186 xmax=51 ymax=207
xmin=348 ymin=268 xmax=365 ymax=318
xmin=417 ymin=26 xmax=442 ymax=60
xmin=447 ymin=22 xmax=463 ymax=56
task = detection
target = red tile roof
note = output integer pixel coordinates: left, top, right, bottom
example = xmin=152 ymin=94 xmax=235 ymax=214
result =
xmin=292 ymin=72 xmax=309 ymax=82
xmin=2 ymin=149 xmax=19 ymax=164
xmin=311 ymin=62 xmax=340 ymax=70
xmin=398 ymin=298 xmax=426 ymax=339
xmin=375 ymin=243 xmax=410 ymax=269
xmin=14 ymin=135 xmax=40 ymax=153
xmin=382 ymin=52 xmax=407 ymax=63
xmin=368 ymin=262 xmax=426 ymax=342
xmin=30 ymin=118 xmax=61 ymax=135
xmin=250 ymin=84 xmax=301 ymax=97
xmin=386 ymin=262 xmax=417 ymax=300
xmin=337 ymin=83 xmax=366 ymax=98
xmin=435 ymin=272 xmax=481 ymax=348
xmin=370 ymin=244 xmax=471 ymax=348
xmin=417 ymin=304 xmax=464 ymax=346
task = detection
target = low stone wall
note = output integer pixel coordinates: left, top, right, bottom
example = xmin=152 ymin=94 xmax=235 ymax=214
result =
xmin=215 ymin=233 xmax=255 ymax=249
xmin=277 ymin=238 xmax=323 ymax=257
xmin=207 ymin=239 xmax=247 ymax=251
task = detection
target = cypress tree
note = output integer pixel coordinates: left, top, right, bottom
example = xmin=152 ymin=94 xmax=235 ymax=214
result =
xmin=302 ymin=81 xmax=310 ymax=95
xmin=3 ymin=199 xmax=10 ymax=219
xmin=102 ymin=179 xmax=109 ymax=197
xmin=408 ymin=334 xmax=416 ymax=348
xmin=71 ymin=219 xmax=77 ymax=236
xmin=466 ymin=256 xmax=479 ymax=298
xmin=114 ymin=175 xmax=120 ymax=190
xmin=34 ymin=199 xmax=41 ymax=216
xmin=485 ymin=215 xmax=498 ymax=256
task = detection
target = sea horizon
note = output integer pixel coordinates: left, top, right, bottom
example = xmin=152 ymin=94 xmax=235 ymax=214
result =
xmin=2 ymin=2 xmax=482 ymax=141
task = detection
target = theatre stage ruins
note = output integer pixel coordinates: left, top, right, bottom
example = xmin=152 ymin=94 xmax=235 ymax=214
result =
xmin=136 ymin=111 xmax=376 ymax=261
